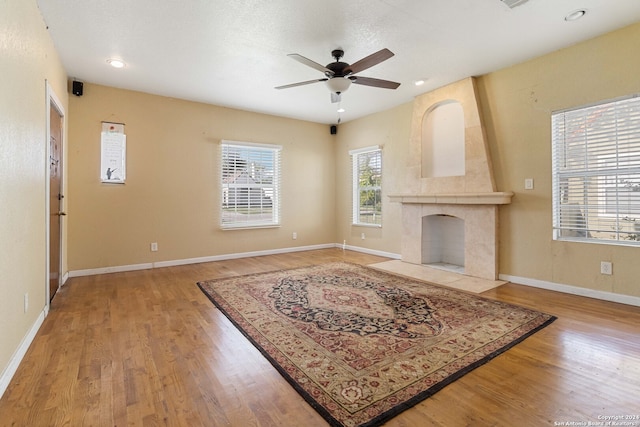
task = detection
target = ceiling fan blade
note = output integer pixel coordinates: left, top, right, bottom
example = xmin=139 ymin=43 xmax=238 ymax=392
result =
xmin=350 ymin=76 xmax=400 ymax=89
xmin=275 ymin=78 xmax=327 ymax=90
xmin=346 ymin=48 xmax=394 ymax=75
xmin=287 ymin=53 xmax=334 ymax=75
xmin=331 ymin=92 xmax=341 ymax=103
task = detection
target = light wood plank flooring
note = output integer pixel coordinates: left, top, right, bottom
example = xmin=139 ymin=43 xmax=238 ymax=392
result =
xmin=1 ymin=248 xmax=639 ymax=426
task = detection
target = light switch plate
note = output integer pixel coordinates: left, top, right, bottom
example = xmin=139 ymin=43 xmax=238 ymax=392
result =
xmin=525 ymin=178 xmax=534 ymax=190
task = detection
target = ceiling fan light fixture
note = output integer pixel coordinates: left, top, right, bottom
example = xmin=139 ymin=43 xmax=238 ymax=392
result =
xmin=325 ymin=77 xmax=351 ymax=94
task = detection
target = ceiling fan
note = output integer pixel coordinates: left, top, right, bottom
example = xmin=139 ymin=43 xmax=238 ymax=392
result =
xmin=275 ymin=48 xmax=401 ymax=103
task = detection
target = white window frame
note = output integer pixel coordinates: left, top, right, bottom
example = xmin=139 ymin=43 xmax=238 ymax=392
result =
xmin=220 ymin=140 xmax=281 ymax=229
xmin=552 ymin=94 xmax=640 ymax=245
xmin=350 ymin=145 xmax=382 ymax=227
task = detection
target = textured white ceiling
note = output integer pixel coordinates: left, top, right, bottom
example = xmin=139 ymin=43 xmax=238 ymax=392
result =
xmin=37 ymin=0 xmax=640 ymax=124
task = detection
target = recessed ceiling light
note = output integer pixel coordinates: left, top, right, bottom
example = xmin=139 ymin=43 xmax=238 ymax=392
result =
xmin=107 ymin=58 xmax=126 ymax=68
xmin=565 ymin=9 xmax=587 ymax=22
xmin=337 ymin=107 xmax=345 ymax=113
xmin=414 ymin=79 xmax=426 ymax=86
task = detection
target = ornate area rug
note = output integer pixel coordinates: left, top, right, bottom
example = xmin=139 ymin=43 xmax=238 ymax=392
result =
xmin=197 ymin=262 xmax=556 ymax=427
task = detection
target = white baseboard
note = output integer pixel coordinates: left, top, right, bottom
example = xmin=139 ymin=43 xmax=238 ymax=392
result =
xmin=339 ymin=243 xmax=401 ymax=260
xmin=500 ymin=273 xmax=640 ymax=307
xmin=68 ymin=262 xmax=154 ymax=278
xmin=68 ymin=244 xmax=336 ymax=277
xmin=0 ymin=307 xmax=46 ymax=400
xmin=152 ymin=244 xmax=336 ymax=268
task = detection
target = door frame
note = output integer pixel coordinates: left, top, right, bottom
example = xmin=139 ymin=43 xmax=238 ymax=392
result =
xmin=45 ymin=81 xmax=66 ymax=311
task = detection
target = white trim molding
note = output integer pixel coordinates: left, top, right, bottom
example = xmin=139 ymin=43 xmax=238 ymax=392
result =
xmin=339 ymin=244 xmax=401 ymax=260
xmin=500 ymin=274 xmax=640 ymax=307
xmin=0 ymin=307 xmax=46 ymax=399
xmin=68 ymin=244 xmax=337 ymax=277
xmin=153 ymin=244 xmax=335 ymax=268
xmin=45 ymin=80 xmax=67 ymax=306
xmin=68 ymin=262 xmax=154 ymax=278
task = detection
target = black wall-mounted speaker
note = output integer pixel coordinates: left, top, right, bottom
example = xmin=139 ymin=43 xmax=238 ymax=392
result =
xmin=72 ymin=80 xmax=83 ymax=96
xmin=330 ymin=125 xmax=337 ymax=135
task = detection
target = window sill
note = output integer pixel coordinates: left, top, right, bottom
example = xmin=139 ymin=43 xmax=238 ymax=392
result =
xmin=554 ymin=236 xmax=640 ymax=248
xmin=221 ymin=224 xmax=281 ymax=231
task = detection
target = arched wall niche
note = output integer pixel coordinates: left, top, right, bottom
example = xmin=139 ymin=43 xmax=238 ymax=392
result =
xmin=404 ymin=77 xmax=496 ymax=194
xmin=421 ymin=100 xmax=465 ymax=178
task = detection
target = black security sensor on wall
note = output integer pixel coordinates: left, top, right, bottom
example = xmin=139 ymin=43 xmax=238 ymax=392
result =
xmin=330 ymin=125 xmax=337 ymax=135
xmin=72 ymin=80 xmax=83 ymax=96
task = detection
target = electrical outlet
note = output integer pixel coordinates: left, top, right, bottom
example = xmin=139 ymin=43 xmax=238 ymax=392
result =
xmin=525 ymin=178 xmax=534 ymax=190
xmin=292 ymin=232 xmax=297 ymax=240
xmin=150 ymin=242 xmax=158 ymax=252
xmin=600 ymin=261 xmax=612 ymax=275
xmin=361 ymin=233 xmax=365 ymax=240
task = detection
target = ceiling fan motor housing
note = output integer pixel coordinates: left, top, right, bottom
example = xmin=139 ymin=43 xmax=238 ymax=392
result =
xmin=326 ymin=62 xmax=350 ymax=77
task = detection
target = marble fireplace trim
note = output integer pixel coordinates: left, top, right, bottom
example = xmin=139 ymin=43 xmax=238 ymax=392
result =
xmin=389 ymin=192 xmax=513 ymax=205
xmin=390 ymin=192 xmax=513 ymax=281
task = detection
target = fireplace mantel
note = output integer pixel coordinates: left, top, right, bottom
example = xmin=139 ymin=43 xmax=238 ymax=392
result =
xmin=389 ymin=192 xmax=514 ymax=205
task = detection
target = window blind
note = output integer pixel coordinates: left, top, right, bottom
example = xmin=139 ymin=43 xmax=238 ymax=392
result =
xmin=552 ymin=95 xmax=640 ymax=244
xmin=221 ymin=141 xmax=281 ymax=229
xmin=350 ymin=146 xmax=382 ymax=226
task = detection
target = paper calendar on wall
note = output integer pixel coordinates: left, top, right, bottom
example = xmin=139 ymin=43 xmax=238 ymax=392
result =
xmin=100 ymin=122 xmax=126 ymax=184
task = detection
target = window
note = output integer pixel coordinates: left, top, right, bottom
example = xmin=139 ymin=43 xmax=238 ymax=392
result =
xmin=221 ymin=141 xmax=281 ymax=229
xmin=552 ymin=95 xmax=640 ymax=245
xmin=350 ymin=146 xmax=382 ymax=226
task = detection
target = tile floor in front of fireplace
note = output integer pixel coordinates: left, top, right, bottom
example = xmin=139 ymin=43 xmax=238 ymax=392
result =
xmin=369 ymin=260 xmax=506 ymax=293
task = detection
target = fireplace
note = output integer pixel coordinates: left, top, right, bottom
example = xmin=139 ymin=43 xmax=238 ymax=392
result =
xmin=422 ymin=214 xmax=465 ymax=272
xmin=390 ymin=77 xmax=512 ymax=281
xmin=389 ymin=193 xmax=511 ymax=280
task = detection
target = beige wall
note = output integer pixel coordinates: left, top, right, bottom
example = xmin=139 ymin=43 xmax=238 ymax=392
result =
xmin=477 ymin=22 xmax=640 ymax=298
xmin=67 ymin=84 xmax=336 ymax=270
xmin=0 ymin=0 xmax=68 ymax=382
xmin=335 ymin=103 xmax=412 ymax=255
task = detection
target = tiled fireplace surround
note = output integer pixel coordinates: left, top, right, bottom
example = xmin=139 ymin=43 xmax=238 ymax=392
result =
xmin=390 ymin=77 xmax=513 ymax=281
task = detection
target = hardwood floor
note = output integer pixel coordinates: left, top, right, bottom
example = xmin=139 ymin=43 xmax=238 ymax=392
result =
xmin=1 ymin=248 xmax=639 ymax=426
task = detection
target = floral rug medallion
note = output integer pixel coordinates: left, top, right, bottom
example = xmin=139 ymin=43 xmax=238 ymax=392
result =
xmin=197 ymin=262 xmax=556 ymax=427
